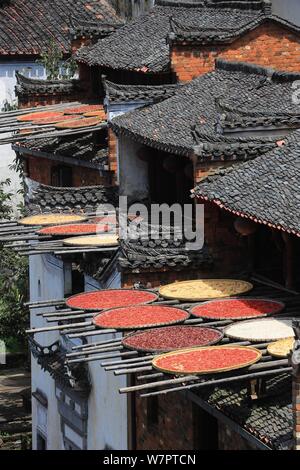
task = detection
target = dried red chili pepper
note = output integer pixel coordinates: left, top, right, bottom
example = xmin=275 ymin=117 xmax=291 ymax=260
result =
xmin=191 ymin=298 xmax=284 ymax=320
xmin=38 ymin=223 xmax=110 ymax=236
xmin=122 ymin=325 xmax=223 ymax=353
xmin=93 ymin=305 xmax=189 ymax=330
xmin=153 ymin=346 xmax=261 ymax=375
xmin=66 ymin=289 xmax=158 ymax=311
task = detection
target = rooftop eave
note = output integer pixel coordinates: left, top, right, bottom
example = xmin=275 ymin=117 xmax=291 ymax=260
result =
xmin=109 ymin=121 xmax=193 ymax=158
xmin=193 ymin=192 xmax=300 ymax=238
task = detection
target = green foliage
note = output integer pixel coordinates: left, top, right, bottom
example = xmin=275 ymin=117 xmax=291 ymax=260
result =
xmin=0 ymin=179 xmax=13 ymax=220
xmin=62 ymin=56 xmax=78 ymax=80
xmin=1 ymin=99 xmax=18 ymax=112
xmin=37 ymin=39 xmax=78 ymax=80
xmin=37 ymin=39 xmax=63 ymax=80
xmin=0 ymin=180 xmax=28 ymax=345
xmin=0 ymin=248 xmax=29 ymax=345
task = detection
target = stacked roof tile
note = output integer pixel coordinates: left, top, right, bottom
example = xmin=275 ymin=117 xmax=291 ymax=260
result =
xmin=25 ymin=181 xmax=118 ymax=214
xmin=104 ymin=79 xmax=180 ymax=104
xmin=119 ymin=238 xmax=213 ymax=271
xmin=15 ymin=72 xmax=82 ymax=97
xmin=110 ymin=60 xmax=300 ymax=157
xmin=193 ymin=129 xmax=300 ymax=236
xmin=0 ymin=0 xmax=121 ymax=55
xmin=200 ymin=372 xmax=293 ymax=450
xmin=77 ymin=0 xmax=268 ymax=72
xmin=14 ymin=133 xmax=108 ymax=165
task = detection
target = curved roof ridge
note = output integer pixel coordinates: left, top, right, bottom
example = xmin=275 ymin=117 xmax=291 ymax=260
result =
xmin=216 ymin=59 xmax=300 ymax=82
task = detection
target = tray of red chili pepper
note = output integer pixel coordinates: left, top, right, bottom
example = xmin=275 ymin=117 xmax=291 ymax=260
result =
xmin=37 ymin=223 xmax=111 ymax=237
xmin=152 ymin=345 xmax=262 ymax=375
xmin=122 ymin=325 xmax=224 ymax=353
xmin=93 ymin=305 xmax=190 ymax=330
xmin=190 ymin=298 xmax=285 ymax=321
xmin=64 ymin=105 xmax=103 ymax=115
xmin=66 ymin=289 xmax=158 ymax=311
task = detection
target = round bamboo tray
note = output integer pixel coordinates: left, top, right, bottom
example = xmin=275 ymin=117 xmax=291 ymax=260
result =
xmin=31 ymin=114 xmax=78 ymax=125
xmin=17 ymin=111 xmax=63 ymax=122
xmin=66 ymin=289 xmax=158 ymax=312
xmin=84 ymin=111 xmax=106 ymax=118
xmin=267 ymin=338 xmax=295 ymax=358
xmin=122 ymin=326 xmax=224 ymax=353
xmin=93 ymin=305 xmax=190 ymax=331
xmin=19 ymin=213 xmax=87 ymax=226
xmin=152 ymin=345 xmax=262 ymax=376
xmin=37 ymin=223 xmax=110 ymax=237
xmin=159 ymin=279 xmax=253 ymax=302
xmin=64 ymin=105 xmax=103 ymax=115
xmin=224 ymin=318 xmax=294 ymax=342
xmin=190 ymin=298 xmax=285 ymax=321
xmin=55 ymin=117 xmax=102 ymax=129
xmin=62 ymin=234 xmax=119 ymax=247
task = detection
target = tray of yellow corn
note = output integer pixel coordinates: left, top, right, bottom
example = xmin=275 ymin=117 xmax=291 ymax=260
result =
xmin=267 ymin=337 xmax=295 ymax=358
xmin=19 ymin=214 xmax=87 ymax=226
xmin=159 ymin=279 xmax=253 ymax=301
xmin=63 ymin=234 xmax=119 ymax=247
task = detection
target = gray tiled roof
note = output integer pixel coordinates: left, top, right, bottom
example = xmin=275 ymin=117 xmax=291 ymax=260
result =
xmin=119 ymin=238 xmax=213 ymax=271
xmin=77 ymin=1 xmax=267 ymax=72
xmin=15 ymin=72 xmax=82 ymax=97
xmin=104 ymin=79 xmax=180 ymax=104
xmin=193 ymin=130 xmax=300 ymax=236
xmin=25 ymin=181 xmax=118 ymax=214
xmin=15 ymin=133 xmax=108 ymax=165
xmin=0 ymin=0 xmax=121 ymax=55
xmin=200 ymin=372 xmax=292 ymax=450
xmin=110 ymin=60 xmax=300 ymax=157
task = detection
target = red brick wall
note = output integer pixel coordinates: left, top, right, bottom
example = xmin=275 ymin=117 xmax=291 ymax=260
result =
xmin=171 ymin=21 xmax=300 ymax=81
xmin=218 ymin=422 xmax=257 ymax=450
xmin=18 ymin=93 xmax=83 ymax=109
xmin=108 ymin=128 xmax=118 ymax=185
xmin=135 ymin=393 xmax=194 ymax=450
xmin=27 ymin=155 xmax=108 ymax=186
xmin=201 ymin=200 xmax=247 ymax=277
xmin=122 ymin=268 xmax=210 ymax=289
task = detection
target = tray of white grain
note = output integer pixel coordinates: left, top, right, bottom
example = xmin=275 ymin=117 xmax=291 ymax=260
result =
xmin=224 ymin=318 xmax=294 ymax=342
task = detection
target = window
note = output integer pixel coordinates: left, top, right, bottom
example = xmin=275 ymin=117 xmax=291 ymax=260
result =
xmin=51 ymin=165 xmax=73 ymax=187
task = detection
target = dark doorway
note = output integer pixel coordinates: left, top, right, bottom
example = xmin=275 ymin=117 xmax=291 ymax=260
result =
xmin=147 ymin=148 xmax=193 ymax=206
xmin=51 ymin=165 xmax=73 ymax=187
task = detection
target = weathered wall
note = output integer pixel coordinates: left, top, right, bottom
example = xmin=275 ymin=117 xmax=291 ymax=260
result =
xmin=111 ymin=0 xmax=155 ymax=19
xmin=171 ymin=21 xmax=300 ymax=81
xmin=118 ymin=135 xmax=149 ymax=202
xmin=135 ymin=393 xmax=195 ymax=450
xmin=122 ymin=268 xmax=210 ymax=289
xmin=218 ymin=422 xmax=257 ymax=450
xmin=272 ymin=0 xmax=300 ymax=26
xmin=0 ymin=61 xmax=46 ymax=212
xmin=26 ymin=155 xmax=108 ymax=187
xmin=85 ymin=272 xmax=128 ymax=450
xmin=30 ymin=254 xmax=67 ymax=450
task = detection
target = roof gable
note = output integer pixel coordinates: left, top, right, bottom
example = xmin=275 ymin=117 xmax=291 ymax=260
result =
xmin=77 ymin=1 xmax=270 ymax=72
xmin=193 ymin=129 xmax=300 ymax=236
xmin=110 ymin=60 xmax=300 ymax=156
xmin=0 ymin=0 xmax=121 ymax=56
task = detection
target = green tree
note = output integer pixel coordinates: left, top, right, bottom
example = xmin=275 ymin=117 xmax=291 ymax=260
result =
xmin=0 ymin=180 xmax=29 ymax=347
xmin=37 ymin=39 xmax=78 ymax=80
